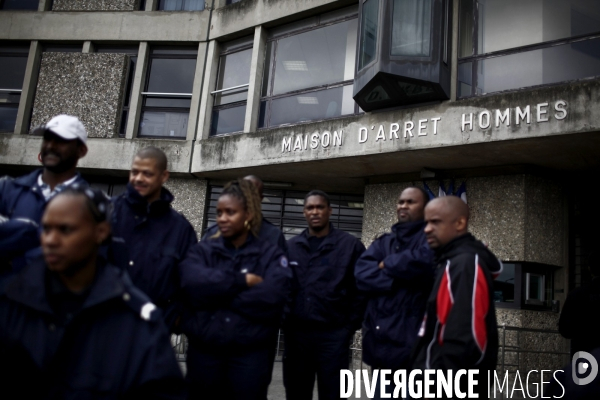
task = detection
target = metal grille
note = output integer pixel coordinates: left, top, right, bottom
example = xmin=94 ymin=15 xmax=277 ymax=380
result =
xmin=204 ymin=186 xmax=364 ymax=240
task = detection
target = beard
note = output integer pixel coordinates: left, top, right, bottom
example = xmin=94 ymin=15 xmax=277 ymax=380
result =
xmin=42 ymin=151 xmax=78 ymax=173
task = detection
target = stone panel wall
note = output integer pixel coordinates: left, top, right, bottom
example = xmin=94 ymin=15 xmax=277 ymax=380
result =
xmin=52 ymin=0 xmax=139 ymax=11
xmin=165 ymin=177 xmax=208 ymax=235
xmin=31 ymin=53 xmax=128 ymax=139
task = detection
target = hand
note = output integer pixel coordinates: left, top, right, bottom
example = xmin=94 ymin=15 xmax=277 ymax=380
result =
xmin=378 ymin=261 xmax=385 ymax=269
xmin=246 ymin=273 xmax=263 ymax=287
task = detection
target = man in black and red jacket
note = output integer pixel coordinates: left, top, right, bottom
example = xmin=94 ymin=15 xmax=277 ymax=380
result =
xmin=412 ymin=195 xmax=502 ymax=399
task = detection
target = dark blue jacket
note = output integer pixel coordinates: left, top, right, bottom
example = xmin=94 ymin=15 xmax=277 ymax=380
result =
xmin=286 ymin=225 xmax=366 ymax=331
xmin=0 ymin=258 xmax=185 ymax=399
xmin=203 ymin=217 xmax=287 ymax=254
xmin=179 ymin=234 xmax=292 ymax=349
xmin=354 ymin=220 xmax=434 ymax=369
xmin=0 ymin=170 xmax=88 ymax=271
xmin=111 ymin=184 xmax=197 ymax=330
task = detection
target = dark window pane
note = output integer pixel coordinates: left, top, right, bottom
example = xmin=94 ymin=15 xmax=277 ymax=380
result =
xmin=358 ymin=0 xmax=379 ymax=70
xmin=271 ymin=19 xmax=357 ymax=95
xmin=226 ymin=0 xmax=242 ymax=4
xmin=123 ymin=57 xmax=137 ymax=107
xmin=138 ymin=111 xmax=188 ymax=138
xmin=210 ymin=104 xmax=246 ymax=136
xmin=258 ymin=100 xmax=267 ymax=128
xmin=220 ymin=35 xmax=253 ymax=52
xmin=457 ymin=61 xmax=472 ymax=97
xmin=459 ymin=0 xmax=474 ymax=57
xmin=95 ymin=45 xmax=139 ymax=54
xmin=391 ymin=0 xmax=432 ymax=57
xmin=119 ymin=109 xmax=128 ymax=136
xmin=144 ymin=96 xmax=191 ymax=108
xmin=147 ymin=58 xmax=196 ymax=93
xmin=158 ymin=0 xmax=205 ymax=11
xmin=494 ymin=263 xmax=515 ymax=303
xmin=152 ymin=47 xmax=198 ymax=55
xmin=0 ymin=55 xmax=27 ymax=89
xmin=0 ymin=106 xmax=18 ymax=133
xmin=267 ymin=85 xmax=354 ymax=127
xmin=471 ymin=0 xmax=600 ymax=55
xmin=472 ymin=37 xmax=600 ymax=96
xmin=1 ymin=0 xmax=38 ymax=9
xmin=0 ymin=92 xmax=21 ymax=103
xmin=214 ymin=48 xmax=252 ymax=105
xmin=42 ymin=44 xmax=82 ymax=52
xmin=139 ymin=0 xmax=146 ymax=10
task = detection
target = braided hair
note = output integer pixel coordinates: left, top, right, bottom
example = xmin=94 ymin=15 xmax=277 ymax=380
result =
xmin=219 ymin=179 xmax=263 ymax=237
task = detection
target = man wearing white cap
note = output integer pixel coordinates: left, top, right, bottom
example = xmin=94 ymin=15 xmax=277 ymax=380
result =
xmin=0 ymin=115 xmax=89 ymax=273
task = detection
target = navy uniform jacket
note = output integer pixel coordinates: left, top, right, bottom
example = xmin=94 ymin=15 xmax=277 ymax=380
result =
xmin=111 ymin=184 xmax=197 ymax=329
xmin=179 ymin=234 xmax=292 ymax=349
xmin=0 ymin=258 xmax=185 ymax=399
xmin=286 ymin=225 xmax=366 ymax=331
xmin=0 ymin=170 xmax=88 ymax=271
xmin=354 ymin=220 xmax=434 ymax=369
xmin=412 ymin=233 xmax=501 ymax=373
xmin=203 ymin=217 xmax=287 ymax=254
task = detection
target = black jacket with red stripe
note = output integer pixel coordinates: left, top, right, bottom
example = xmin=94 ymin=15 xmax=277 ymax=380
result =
xmin=412 ymin=233 xmax=502 ymax=373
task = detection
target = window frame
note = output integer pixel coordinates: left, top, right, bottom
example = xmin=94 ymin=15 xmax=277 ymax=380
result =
xmin=138 ymin=47 xmax=198 ymax=140
xmin=209 ymin=41 xmax=253 ymax=137
xmin=457 ymin=0 xmax=600 ymax=98
xmin=0 ymin=45 xmax=29 ymax=134
xmin=494 ymin=262 xmax=556 ymax=311
xmin=259 ymin=11 xmax=361 ymax=129
xmin=0 ymin=0 xmax=39 ymax=10
xmin=157 ymin=0 xmax=205 ymax=11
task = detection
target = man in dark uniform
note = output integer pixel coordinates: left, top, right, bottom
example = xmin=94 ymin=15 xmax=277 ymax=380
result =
xmin=412 ymin=195 xmax=502 ymax=398
xmin=283 ymin=190 xmax=366 ymax=400
xmin=111 ymin=146 xmax=197 ymax=331
xmin=354 ymin=186 xmax=434 ymax=397
xmin=0 ymin=115 xmax=88 ymax=272
xmin=0 ymin=187 xmax=185 ymax=398
xmin=203 ymin=175 xmax=287 ymax=254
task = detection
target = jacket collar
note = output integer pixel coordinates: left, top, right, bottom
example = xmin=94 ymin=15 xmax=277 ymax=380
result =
xmin=210 ymin=233 xmax=262 ymax=258
xmin=434 ymin=232 xmax=474 ymax=261
xmin=296 ymin=223 xmax=337 ymax=251
xmin=391 ymin=220 xmax=426 ymax=243
xmin=124 ymin=183 xmax=173 ymax=215
xmin=5 ymin=257 xmax=126 ymax=315
xmin=14 ymin=169 xmax=86 ymax=190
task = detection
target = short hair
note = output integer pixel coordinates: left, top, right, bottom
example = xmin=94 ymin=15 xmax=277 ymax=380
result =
xmin=404 ymin=186 xmax=430 ymax=206
xmin=136 ymin=146 xmax=168 ymax=172
xmin=52 ymin=185 xmax=112 ymax=224
xmin=304 ymin=190 xmax=330 ymax=207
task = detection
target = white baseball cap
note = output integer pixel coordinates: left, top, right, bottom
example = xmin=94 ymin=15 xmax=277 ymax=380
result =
xmin=43 ymin=114 xmax=87 ymax=145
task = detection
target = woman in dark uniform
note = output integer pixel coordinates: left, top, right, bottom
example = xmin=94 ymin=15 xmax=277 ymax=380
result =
xmin=179 ymin=179 xmax=291 ymax=400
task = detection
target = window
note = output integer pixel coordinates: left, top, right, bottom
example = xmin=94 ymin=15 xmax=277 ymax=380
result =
xmin=210 ymin=37 xmax=253 ymax=136
xmin=259 ymin=7 xmax=359 ymax=128
xmin=354 ymin=0 xmax=451 ymax=111
xmin=494 ymin=262 xmax=555 ymax=310
xmin=204 ymin=186 xmax=364 ymax=240
xmin=225 ymin=0 xmax=242 ymax=4
xmin=96 ymin=45 xmax=140 ymax=137
xmin=0 ymin=45 xmax=28 ymax=133
xmin=458 ymin=0 xmax=600 ymax=97
xmin=139 ymin=47 xmax=197 ymax=139
xmin=158 ymin=0 xmax=204 ymax=11
xmin=0 ymin=0 xmax=38 ymax=10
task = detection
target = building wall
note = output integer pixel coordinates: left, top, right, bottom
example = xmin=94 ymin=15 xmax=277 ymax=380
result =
xmin=52 ymin=0 xmax=139 ymax=11
xmin=30 ymin=53 xmax=128 ymax=138
xmin=165 ymin=177 xmax=208 ymax=234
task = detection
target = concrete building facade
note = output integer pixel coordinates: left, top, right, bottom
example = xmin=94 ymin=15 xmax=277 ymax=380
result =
xmin=2 ymin=0 xmax=599 ymax=374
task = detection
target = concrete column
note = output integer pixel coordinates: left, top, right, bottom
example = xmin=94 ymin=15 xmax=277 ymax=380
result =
xmin=450 ymin=0 xmax=459 ymax=101
xmin=125 ymin=42 xmax=150 ymax=139
xmin=145 ymin=0 xmax=157 ymax=11
xmin=82 ymin=41 xmax=95 ymax=53
xmin=15 ymin=41 xmax=42 ymax=135
xmin=186 ymin=42 xmax=208 ymax=141
xmin=244 ymin=25 xmax=267 ymax=133
xmin=38 ymin=0 xmax=52 ymax=11
xmin=196 ymin=40 xmax=219 ymax=140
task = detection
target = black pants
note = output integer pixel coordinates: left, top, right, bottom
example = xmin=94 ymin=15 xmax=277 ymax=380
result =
xmin=185 ymin=345 xmax=273 ymax=400
xmin=283 ymin=326 xmax=353 ymax=400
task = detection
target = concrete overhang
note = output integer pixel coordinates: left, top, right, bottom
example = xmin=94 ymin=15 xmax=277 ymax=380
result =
xmin=209 ymin=0 xmax=357 ymax=40
xmin=0 ymin=136 xmax=193 ymax=177
xmin=191 ymin=79 xmax=600 ymax=192
xmin=0 ymin=10 xmax=209 ymax=42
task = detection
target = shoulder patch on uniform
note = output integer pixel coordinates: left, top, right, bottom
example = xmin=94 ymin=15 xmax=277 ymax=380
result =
xmin=140 ymin=302 xmax=157 ymax=321
xmin=280 ymin=256 xmax=289 ymax=268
